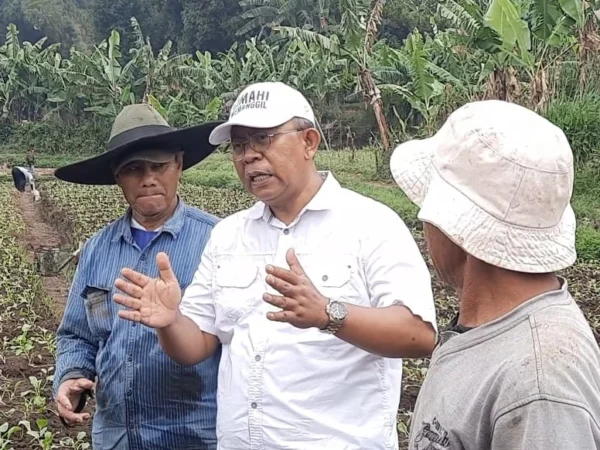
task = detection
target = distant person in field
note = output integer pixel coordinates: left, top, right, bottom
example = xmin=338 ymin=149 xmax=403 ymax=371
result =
xmin=113 ymin=82 xmax=437 ymax=449
xmin=11 ymin=163 xmax=40 ymax=201
xmin=390 ymin=100 xmax=600 ymax=449
xmin=11 ymin=164 xmax=35 ymax=192
xmin=26 ymin=144 xmax=35 ymax=168
xmin=52 ymin=104 xmax=224 ymax=450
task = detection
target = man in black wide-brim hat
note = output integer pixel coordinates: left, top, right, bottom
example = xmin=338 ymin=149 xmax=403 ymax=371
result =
xmin=52 ymin=103 xmax=224 ymax=450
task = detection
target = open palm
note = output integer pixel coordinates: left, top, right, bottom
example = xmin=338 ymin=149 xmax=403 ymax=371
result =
xmin=114 ymin=252 xmax=182 ymax=329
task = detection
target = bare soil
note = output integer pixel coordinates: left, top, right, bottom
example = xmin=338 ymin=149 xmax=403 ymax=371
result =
xmin=13 ymin=191 xmax=69 ymax=315
xmin=3 ymin=190 xmax=92 ymax=446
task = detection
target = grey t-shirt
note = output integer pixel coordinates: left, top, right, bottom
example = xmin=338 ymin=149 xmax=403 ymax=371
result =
xmin=409 ymin=279 xmax=600 ymax=449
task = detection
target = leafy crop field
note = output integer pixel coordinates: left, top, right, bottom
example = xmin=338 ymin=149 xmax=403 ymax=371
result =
xmin=1 ymin=152 xmax=599 ymax=449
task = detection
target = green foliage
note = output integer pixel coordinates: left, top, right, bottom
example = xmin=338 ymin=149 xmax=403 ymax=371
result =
xmin=575 ymin=225 xmax=600 ymax=261
xmin=5 ymin=120 xmax=110 ymax=155
xmin=543 ymin=94 xmax=600 ymax=164
xmin=382 ymin=0 xmax=440 ymax=43
xmin=0 ymin=0 xmax=95 ymax=50
xmin=485 ymin=0 xmax=531 ymax=55
xmin=179 ymin=0 xmax=242 ymax=53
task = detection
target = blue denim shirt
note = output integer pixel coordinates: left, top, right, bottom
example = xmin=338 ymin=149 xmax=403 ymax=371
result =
xmin=54 ymin=198 xmax=221 ymax=450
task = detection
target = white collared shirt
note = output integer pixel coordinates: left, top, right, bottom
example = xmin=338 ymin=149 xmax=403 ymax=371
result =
xmin=180 ymin=172 xmax=436 ymax=450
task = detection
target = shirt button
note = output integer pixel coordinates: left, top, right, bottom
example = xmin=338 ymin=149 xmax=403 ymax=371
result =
xmin=255 ymin=355 xmax=261 ymax=362
xmin=322 ymin=275 xmax=329 ymax=282
xmin=127 ymin=389 xmax=133 ymax=396
xmin=128 ymin=356 xmax=133 ymax=362
xmin=140 ymin=255 xmax=146 ymax=261
xmin=251 ymin=402 xmax=257 ymax=409
xmin=283 ymin=229 xmax=289 ymax=235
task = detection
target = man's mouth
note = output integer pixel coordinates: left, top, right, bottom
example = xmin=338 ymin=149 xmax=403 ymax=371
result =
xmin=251 ymin=174 xmax=272 ymax=182
xmin=139 ymin=193 xmax=162 ymax=198
xmin=247 ymin=171 xmax=273 ymax=183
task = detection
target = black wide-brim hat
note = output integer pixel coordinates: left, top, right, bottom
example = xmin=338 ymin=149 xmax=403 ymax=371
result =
xmin=54 ymin=103 xmax=225 ymax=185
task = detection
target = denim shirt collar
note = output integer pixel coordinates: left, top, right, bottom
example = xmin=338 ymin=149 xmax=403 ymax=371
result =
xmin=112 ymin=195 xmax=187 ymax=245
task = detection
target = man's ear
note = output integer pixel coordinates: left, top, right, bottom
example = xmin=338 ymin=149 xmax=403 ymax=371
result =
xmin=175 ymin=151 xmax=184 ymax=170
xmin=113 ymin=171 xmax=122 ymax=187
xmin=304 ymin=128 xmax=321 ymax=160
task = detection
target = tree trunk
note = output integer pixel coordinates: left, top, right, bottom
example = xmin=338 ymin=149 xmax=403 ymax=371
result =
xmin=363 ymin=0 xmax=390 ymax=155
xmin=360 ymin=68 xmax=390 ymax=151
xmin=578 ymin=14 xmax=600 ymax=91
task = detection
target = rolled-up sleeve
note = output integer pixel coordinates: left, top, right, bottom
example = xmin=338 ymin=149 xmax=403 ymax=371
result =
xmin=179 ymin=237 xmax=218 ymax=336
xmin=53 ymin=249 xmax=98 ymax=396
xmin=362 ymin=207 xmax=437 ymax=329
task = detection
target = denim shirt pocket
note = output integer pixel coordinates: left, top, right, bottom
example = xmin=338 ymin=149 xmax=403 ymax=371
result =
xmin=83 ymin=285 xmax=113 ymax=341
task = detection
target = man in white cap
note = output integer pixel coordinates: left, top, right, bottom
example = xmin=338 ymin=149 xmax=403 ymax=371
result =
xmin=390 ymin=100 xmax=600 ymax=449
xmin=113 ymin=81 xmax=438 ymax=449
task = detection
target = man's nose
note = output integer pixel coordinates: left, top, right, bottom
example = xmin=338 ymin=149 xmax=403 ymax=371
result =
xmin=242 ymin=145 xmax=262 ymax=164
xmin=140 ymin=167 xmax=158 ymax=186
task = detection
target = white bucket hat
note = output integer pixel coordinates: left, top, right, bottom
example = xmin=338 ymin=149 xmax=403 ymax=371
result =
xmin=390 ymin=100 xmax=577 ymax=273
xmin=209 ymin=81 xmax=316 ymax=145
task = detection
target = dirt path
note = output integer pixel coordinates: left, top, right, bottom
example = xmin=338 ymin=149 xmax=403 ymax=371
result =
xmin=12 ymin=190 xmax=70 ymax=318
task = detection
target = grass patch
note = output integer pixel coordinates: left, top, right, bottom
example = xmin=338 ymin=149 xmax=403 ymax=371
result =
xmin=572 ymin=164 xmax=600 ymax=262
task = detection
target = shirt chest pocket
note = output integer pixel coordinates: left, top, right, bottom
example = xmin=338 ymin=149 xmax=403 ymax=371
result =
xmin=83 ymin=285 xmax=114 ymax=341
xmin=214 ymin=260 xmax=264 ymax=322
xmin=300 ymin=254 xmax=365 ymax=306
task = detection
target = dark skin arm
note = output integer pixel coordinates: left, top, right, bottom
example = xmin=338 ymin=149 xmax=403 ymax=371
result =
xmin=334 ymin=304 xmax=436 ymax=358
xmin=156 ymin=312 xmax=219 ymax=366
xmin=263 ymin=249 xmax=436 ymax=358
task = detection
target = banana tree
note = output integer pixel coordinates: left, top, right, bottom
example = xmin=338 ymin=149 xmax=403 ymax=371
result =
xmin=0 ymin=24 xmax=63 ymax=121
xmin=438 ymin=0 xmax=587 ymax=108
xmin=70 ymin=29 xmax=138 ymax=118
xmin=275 ymin=0 xmax=393 ymax=152
xmin=127 ymin=18 xmax=193 ymax=103
xmin=375 ymin=30 xmax=465 ymax=132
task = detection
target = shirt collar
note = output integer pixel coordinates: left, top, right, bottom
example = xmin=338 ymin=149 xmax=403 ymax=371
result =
xmin=131 ymin=217 xmax=163 ymax=233
xmin=246 ymin=171 xmax=341 ymax=221
xmin=112 ymin=195 xmax=187 ymax=243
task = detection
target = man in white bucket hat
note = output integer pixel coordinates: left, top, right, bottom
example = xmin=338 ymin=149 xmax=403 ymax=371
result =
xmin=390 ymin=99 xmax=600 ymax=449
xmin=114 ymin=81 xmax=438 ymax=449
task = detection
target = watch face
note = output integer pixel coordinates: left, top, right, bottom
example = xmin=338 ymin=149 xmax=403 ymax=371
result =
xmin=329 ymin=301 xmax=346 ymax=321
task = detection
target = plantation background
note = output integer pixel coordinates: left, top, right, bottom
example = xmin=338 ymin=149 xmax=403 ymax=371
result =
xmin=1 ymin=0 xmax=600 ymax=448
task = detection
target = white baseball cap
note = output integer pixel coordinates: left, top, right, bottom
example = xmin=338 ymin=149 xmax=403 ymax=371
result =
xmin=208 ymin=82 xmax=316 ymax=145
xmin=390 ymin=99 xmax=576 ymax=273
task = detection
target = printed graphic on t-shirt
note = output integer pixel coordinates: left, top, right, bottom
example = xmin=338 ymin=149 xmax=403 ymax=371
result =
xmin=413 ymin=417 xmax=450 ymax=450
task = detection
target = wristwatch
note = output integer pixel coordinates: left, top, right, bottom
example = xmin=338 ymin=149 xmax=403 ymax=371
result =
xmin=320 ymin=299 xmax=348 ymax=335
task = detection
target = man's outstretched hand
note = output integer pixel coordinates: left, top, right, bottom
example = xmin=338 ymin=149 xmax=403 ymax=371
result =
xmin=114 ymin=252 xmax=182 ymax=329
xmin=263 ymin=248 xmax=330 ymax=330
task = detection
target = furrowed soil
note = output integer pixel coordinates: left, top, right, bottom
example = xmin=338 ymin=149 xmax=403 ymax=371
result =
xmin=2 ymin=189 xmax=93 ymax=448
